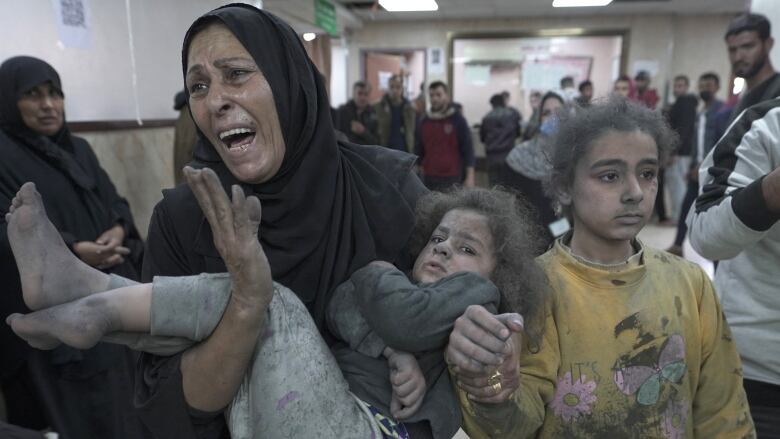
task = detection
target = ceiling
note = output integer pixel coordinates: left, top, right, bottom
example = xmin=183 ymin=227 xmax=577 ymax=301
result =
xmin=335 ymin=0 xmax=748 ymax=22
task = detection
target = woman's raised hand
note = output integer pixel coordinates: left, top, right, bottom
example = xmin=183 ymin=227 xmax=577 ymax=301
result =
xmin=184 ymin=166 xmax=272 ymax=308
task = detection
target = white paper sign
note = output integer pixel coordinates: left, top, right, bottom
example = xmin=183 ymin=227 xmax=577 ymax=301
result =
xmin=632 ymin=59 xmax=659 ymax=78
xmin=378 ymin=71 xmax=393 ymax=90
xmin=428 ymin=47 xmax=445 ymax=76
xmin=52 ymin=0 xmax=92 ymax=49
xmin=465 ymin=65 xmax=490 ymax=86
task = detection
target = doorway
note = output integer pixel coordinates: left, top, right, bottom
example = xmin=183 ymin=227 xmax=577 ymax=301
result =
xmin=361 ymin=49 xmax=427 ymax=103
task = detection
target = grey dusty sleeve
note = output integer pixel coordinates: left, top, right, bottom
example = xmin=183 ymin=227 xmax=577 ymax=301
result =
xmin=327 ymin=277 xmax=387 ymax=358
xmin=103 ymin=272 xmax=233 ymax=356
xmin=353 ymin=265 xmax=500 ymax=353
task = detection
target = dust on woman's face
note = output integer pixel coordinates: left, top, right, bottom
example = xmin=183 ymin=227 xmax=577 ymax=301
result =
xmin=186 ymin=23 xmax=285 ymax=184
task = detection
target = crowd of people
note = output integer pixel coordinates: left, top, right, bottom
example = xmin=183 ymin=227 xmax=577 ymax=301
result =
xmin=0 ymin=4 xmax=777 ymax=439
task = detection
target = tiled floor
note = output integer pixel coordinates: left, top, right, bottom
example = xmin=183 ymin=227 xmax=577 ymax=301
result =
xmin=452 ymin=222 xmax=716 ymax=439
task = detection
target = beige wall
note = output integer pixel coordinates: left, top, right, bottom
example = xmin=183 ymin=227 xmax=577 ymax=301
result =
xmin=80 ymin=128 xmax=176 ymax=239
xmin=669 ymin=15 xmax=734 ymax=100
xmin=348 ymin=14 xmax=736 ymax=107
xmin=2 ymin=0 xmax=225 ymax=121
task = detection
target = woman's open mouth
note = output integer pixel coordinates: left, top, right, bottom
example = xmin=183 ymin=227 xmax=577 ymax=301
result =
xmin=219 ymin=127 xmax=256 ymax=153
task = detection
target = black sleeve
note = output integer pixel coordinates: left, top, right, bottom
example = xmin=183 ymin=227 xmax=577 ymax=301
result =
xmin=141 ymin=200 xmax=193 ymax=281
xmin=135 ymin=199 xmax=228 ymax=439
xmin=335 ymin=105 xmax=353 ymax=139
xmin=135 ymin=351 xmax=229 ymax=439
xmin=0 ymin=421 xmax=46 ymax=439
xmin=326 ymin=277 xmax=387 ymax=358
xmin=75 ymin=138 xmax=137 ymax=231
xmin=455 ymin=113 xmax=475 ymax=167
xmin=677 ymin=98 xmax=698 ymax=155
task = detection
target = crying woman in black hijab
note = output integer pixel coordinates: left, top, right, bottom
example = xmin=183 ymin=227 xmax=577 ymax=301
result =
xmin=126 ymin=4 xmax=428 ymax=438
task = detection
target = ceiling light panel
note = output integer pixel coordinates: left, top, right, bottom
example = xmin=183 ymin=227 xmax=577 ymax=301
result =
xmin=552 ymin=0 xmax=614 ymax=7
xmin=378 ymin=0 xmax=439 ymax=12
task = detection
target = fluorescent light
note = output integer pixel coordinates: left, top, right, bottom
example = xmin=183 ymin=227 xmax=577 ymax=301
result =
xmin=552 ymin=0 xmax=613 ymax=7
xmin=303 ymin=32 xmax=316 ymax=42
xmin=379 ymin=0 xmax=438 ymax=12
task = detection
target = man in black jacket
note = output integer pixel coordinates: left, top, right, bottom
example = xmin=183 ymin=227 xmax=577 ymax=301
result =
xmin=336 ymin=81 xmax=379 ymax=145
xmin=480 ymin=94 xmax=520 ymax=186
xmin=666 ymin=75 xmax=698 ymax=222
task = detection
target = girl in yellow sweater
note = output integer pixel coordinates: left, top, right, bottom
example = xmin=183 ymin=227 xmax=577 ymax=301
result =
xmin=457 ymin=97 xmax=755 ymax=438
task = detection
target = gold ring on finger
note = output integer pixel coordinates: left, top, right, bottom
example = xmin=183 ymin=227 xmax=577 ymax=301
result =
xmin=487 ymin=370 xmax=502 ymax=386
xmin=491 ymin=381 xmax=502 ymax=394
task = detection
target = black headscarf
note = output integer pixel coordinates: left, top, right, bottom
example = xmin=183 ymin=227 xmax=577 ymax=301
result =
xmin=0 ymin=56 xmax=95 ymax=191
xmin=181 ymin=5 xmax=418 ymax=325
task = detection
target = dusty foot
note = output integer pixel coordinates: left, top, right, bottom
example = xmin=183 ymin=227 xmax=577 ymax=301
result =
xmin=6 ymin=182 xmax=110 ymax=310
xmin=5 ymin=295 xmax=118 ymax=350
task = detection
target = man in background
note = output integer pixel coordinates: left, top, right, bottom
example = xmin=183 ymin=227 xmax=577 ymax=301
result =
xmin=688 ymin=96 xmax=780 ymax=439
xmin=558 ymin=75 xmax=578 ymax=102
xmin=613 ymin=75 xmax=632 ymax=98
xmin=665 ymin=75 xmax=698 ymax=223
xmin=415 ymin=81 xmax=475 ymax=191
xmin=481 ymin=93 xmax=520 ymax=186
xmin=668 ymin=73 xmax=723 ymax=256
xmin=501 ymin=90 xmax=523 ymax=123
xmin=522 ymin=91 xmax=542 ymax=140
xmin=374 ymin=74 xmax=417 ymax=152
xmin=725 ymin=13 xmax=780 ymax=120
xmin=632 ymin=70 xmax=659 ymax=110
xmin=575 ymin=80 xmax=594 ymax=107
xmin=336 ymin=81 xmax=378 ymax=145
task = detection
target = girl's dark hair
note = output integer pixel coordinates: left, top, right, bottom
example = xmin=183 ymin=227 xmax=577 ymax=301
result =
xmin=544 ymin=96 xmax=678 ymax=218
xmin=408 ymin=187 xmax=549 ymax=348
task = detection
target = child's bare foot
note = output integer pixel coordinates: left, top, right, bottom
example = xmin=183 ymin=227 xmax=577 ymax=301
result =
xmin=185 ymin=167 xmax=273 ymax=309
xmin=5 ymin=182 xmax=110 ymax=310
xmin=6 ymin=295 xmax=118 ymax=350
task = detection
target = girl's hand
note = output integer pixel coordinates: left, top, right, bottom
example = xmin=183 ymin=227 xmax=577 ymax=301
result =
xmin=385 ymin=347 xmax=426 ymax=419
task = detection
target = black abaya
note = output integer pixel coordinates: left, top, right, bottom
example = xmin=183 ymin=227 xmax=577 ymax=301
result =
xmin=0 ymin=56 xmax=147 ymax=438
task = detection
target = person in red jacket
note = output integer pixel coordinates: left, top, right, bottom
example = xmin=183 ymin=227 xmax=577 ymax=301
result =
xmin=415 ymin=81 xmax=475 ymax=191
xmin=631 ymin=70 xmax=659 ymax=110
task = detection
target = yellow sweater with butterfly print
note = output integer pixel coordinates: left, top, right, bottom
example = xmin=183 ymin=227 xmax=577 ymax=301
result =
xmin=458 ymin=240 xmax=755 ymax=439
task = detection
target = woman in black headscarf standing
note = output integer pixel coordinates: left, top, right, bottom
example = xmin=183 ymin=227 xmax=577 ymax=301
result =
xmin=498 ymin=91 xmax=566 ymax=249
xmin=0 ymin=57 xmax=146 ymax=437
xmin=134 ymin=4 xmax=427 ymax=438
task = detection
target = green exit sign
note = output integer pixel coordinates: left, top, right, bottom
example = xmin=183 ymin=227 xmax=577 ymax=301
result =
xmin=314 ymin=0 xmax=337 ymax=36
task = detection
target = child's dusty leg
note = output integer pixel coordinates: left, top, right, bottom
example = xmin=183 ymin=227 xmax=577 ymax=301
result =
xmin=5 ymin=182 xmax=113 ymax=310
xmin=226 ymin=284 xmax=379 ymax=439
xmin=101 ymin=273 xmax=235 ymax=356
xmin=149 ymin=273 xmax=233 ymax=341
xmin=6 ymin=283 xmax=152 ymax=350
